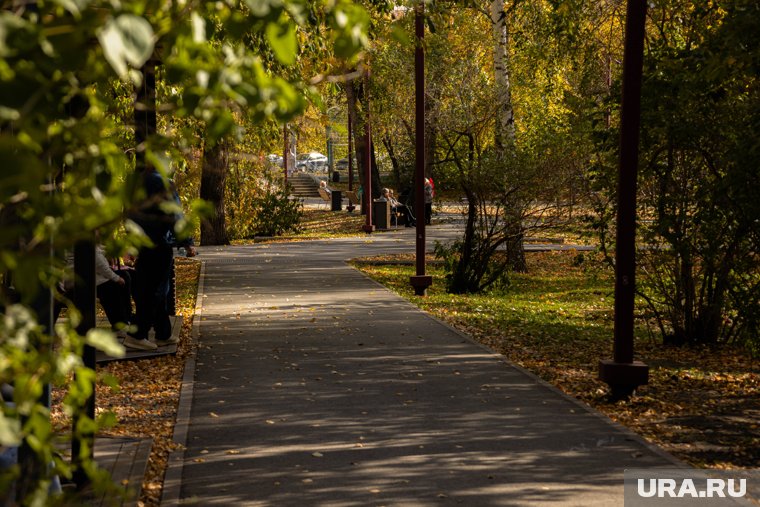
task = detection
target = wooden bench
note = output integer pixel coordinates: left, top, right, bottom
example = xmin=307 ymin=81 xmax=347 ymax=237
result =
xmin=317 ymin=187 xmax=331 ymax=209
xmin=344 ymin=191 xmax=360 ymax=210
xmin=344 ymin=191 xmax=359 ymax=205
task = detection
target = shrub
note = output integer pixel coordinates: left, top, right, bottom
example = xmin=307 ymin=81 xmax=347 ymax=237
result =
xmin=226 ymin=160 xmax=302 ymax=238
xmin=249 ymin=182 xmax=302 ymax=237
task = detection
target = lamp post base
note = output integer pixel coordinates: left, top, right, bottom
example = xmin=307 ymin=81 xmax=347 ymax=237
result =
xmin=409 ymin=275 xmax=433 ymax=296
xmin=362 ymin=224 xmax=375 ymax=233
xmin=599 ymin=359 xmax=649 ymax=401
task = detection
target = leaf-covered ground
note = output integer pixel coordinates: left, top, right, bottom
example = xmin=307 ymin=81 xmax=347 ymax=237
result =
xmin=47 ymin=244 xmax=758 ymax=505
xmin=230 ymin=209 xmax=368 ymax=243
xmin=353 ymin=251 xmax=760 ymax=469
xmin=293 ymin=209 xmax=369 ymax=237
xmin=51 ymin=257 xmax=201 ymax=506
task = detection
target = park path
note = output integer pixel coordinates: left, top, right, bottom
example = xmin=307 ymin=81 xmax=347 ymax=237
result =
xmin=177 ymin=227 xmax=677 ymax=506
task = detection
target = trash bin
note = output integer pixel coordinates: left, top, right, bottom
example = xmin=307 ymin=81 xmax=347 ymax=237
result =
xmin=331 ymin=190 xmax=342 ymax=211
xmin=332 ymin=171 xmax=340 ymax=183
xmin=372 ymin=200 xmax=390 ymax=229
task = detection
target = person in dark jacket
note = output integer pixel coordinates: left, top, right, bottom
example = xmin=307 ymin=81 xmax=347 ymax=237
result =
xmin=126 ymin=169 xmax=177 ymax=351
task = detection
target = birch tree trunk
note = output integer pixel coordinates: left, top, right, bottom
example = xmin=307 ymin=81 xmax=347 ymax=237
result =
xmin=491 ymin=0 xmax=515 ymax=153
xmin=491 ymin=0 xmax=526 ymax=271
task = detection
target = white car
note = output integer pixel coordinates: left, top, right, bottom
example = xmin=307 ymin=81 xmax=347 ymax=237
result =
xmin=296 ymin=152 xmax=328 ymax=172
xmin=266 ymin=154 xmax=283 ymax=167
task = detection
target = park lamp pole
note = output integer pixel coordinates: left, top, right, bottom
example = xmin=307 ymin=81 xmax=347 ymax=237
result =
xmin=599 ymin=0 xmax=649 ymax=400
xmin=362 ymin=68 xmax=375 ymax=233
xmin=347 ymin=114 xmax=355 ymax=212
xmin=326 ymin=105 xmax=341 ymax=182
xmin=72 ymin=240 xmax=96 ymax=489
xmin=410 ymin=1 xmax=432 ymax=296
xmin=283 ymin=124 xmax=289 ymax=184
xmin=326 ymin=124 xmax=332 ymax=174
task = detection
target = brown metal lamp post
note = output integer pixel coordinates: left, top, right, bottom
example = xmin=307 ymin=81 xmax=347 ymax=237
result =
xmin=71 ymin=241 xmax=96 ymax=489
xmin=599 ymin=0 xmax=649 ymax=400
xmin=361 ymin=70 xmax=375 ymax=233
xmin=409 ymin=2 xmax=432 ymax=296
xmin=347 ymin=114 xmax=355 ymax=212
xmin=283 ymin=124 xmax=289 ymax=184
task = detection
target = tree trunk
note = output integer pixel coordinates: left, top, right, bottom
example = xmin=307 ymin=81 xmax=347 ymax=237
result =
xmin=505 ymin=210 xmax=527 ymax=272
xmin=449 ymin=185 xmax=478 ymax=293
xmin=382 ymin=135 xmax=402 ymax=189
xmin=200 ymin=137 xmax=230 ymax=245
xmin=491 ymin=0 xmax=515 ymax=152
xmin=344 ymin=78 xmax=382 ymax=199
xmin=491 ymin=0 xmax=525 ymax=271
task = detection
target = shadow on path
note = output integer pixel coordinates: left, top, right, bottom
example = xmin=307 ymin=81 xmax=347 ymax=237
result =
xmin=179 ymin=238 xmax=679 ymax=506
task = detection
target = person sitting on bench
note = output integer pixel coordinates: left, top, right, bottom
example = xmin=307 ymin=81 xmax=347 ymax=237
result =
xmin=381 ymin=188 xmax=415 ymax=227
xmin=95 ymin=247 xmax=134 ymax=338
xmin=64 ymin=246 xmax=134 ymax=339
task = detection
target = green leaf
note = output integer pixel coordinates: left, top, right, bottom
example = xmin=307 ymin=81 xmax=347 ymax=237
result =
xmin=243 ymin=0 xmax=281 ymax=18
xmin=266 ymin=19 xmax=296 ymax=66
xmin=0 ymin=106 xmax=19 ymax=121
xmin=390 ymin=25 xmax=411 ymax=45
xmin=0 ymin=12 xmax=31 ymax=58
xmin=85 ymin=328 xmax=125 ymax=358
xmin=191 ymin=12 xmax=206 ymax=44
xmin=0 ymin=411 xmax=22 ymax=446
xmin=50 ymin=0 xmax=92 ymax=19
xmin=101 ymin=373 xmax=120 ymax=391
xmin=207 ymin=111 xmax=236 ymax=142
xmin=97 ymin=411 xmax=118 ymax=429
xmin=97 ymin=14 xmax=154 ymax=78
xmin=328 ymin=2 xmax=368 ymax=60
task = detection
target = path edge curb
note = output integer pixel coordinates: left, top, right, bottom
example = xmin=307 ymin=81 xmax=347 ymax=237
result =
xmin=161 ymin=259 xmax=206 ymax=506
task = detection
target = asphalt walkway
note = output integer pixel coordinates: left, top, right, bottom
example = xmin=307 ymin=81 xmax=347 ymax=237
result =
xmin=176 ymin=228 xmax=679 ymax=506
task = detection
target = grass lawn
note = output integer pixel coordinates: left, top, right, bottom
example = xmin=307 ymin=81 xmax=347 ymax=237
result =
xmin=353 ymin=250 xmax=760 ymax=469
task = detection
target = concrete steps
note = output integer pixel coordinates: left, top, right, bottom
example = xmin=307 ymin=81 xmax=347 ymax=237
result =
xmin=288 ymin=172 xmax=320 ymax=198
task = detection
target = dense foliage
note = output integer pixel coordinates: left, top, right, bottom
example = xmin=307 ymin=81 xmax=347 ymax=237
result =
xmin=591 ymin=0 xmax=760 ymax=347
xmin=640 ymin=0 xmax=760 ymax=347
xmin=0 ymin=0 xmax=368 ymax=502
xmin=1 ymin=0 xmax=757 ymax=500
xmin=369 ymin=0 xmax=760 ymax=347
